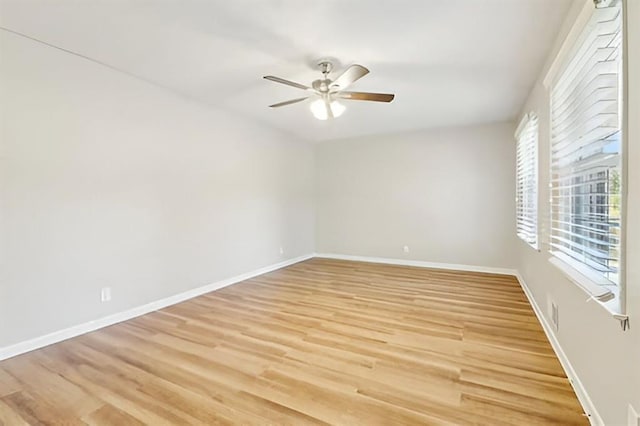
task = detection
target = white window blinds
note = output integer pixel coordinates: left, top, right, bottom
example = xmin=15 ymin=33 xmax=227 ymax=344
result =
xmin=516 ymin=114 xmax=538 ymax=248
xmin=550 ymin=1 xmax=622 ymax=287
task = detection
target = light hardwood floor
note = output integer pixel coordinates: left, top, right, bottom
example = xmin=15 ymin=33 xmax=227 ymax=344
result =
xmin=0 ymin=258 xmax=588 ymax=425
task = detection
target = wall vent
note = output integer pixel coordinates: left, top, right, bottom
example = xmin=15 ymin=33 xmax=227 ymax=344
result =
xmin=547 ymin=294 xmax=559 ymax=331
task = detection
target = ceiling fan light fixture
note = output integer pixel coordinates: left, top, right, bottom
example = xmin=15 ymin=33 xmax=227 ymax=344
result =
xmin=264 ymin=61 xmax=394 ymax=117
xmin=310 ymin=99 xmax=345 ymax=120
xmin=331 ymin=100 xmax=346 ymax=118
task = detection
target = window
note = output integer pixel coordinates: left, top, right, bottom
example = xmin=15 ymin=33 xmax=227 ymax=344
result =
xmin=515 ymin=114 xmax=539 ymax=248
xmin=550 ymin=1 xmax=623 ymax=292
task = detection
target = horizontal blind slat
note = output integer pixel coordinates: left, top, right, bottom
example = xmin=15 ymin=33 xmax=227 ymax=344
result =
xmin=516 ymin=115 xmax=538 ymax=248
xmin=549 ymin=2 xmax=622 ymax=287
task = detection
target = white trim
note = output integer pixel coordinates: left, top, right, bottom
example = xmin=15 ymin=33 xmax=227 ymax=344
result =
xmin=543 ymin=0 xmax=594 ymax=88
xmin=515 ymin=112 xmax=539 ymax=250
xmin=0 ymin=251 xmax=603 ymax=426
xmin=548 ymin=255 xmax=629 ymax=325
xmin=315 ymin=253 xmax=518 ymax=276
xmin=514 ymin=111 xmax=535 ymax=138
xmin=0 ymin=254 xmax=314 ymax=361
xmin=316 ymin=253 xmax=601 ymax=424
xmin=515 ymin=272 xmax=603 ymax=426
xmin=548 ymin=256 xmax=616 ymax=301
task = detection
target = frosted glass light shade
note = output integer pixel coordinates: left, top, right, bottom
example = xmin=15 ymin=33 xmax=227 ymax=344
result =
xmin=310 ymin=99 xmax=345 ymax=120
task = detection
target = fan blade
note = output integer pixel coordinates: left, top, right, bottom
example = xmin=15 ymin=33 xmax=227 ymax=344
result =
xmin=268 ymin=97 xmax=309 ymax=108
xmin=263 ymin=75 xmax=312 ymax=91
xmin=336 ymin=91 xmax=395 ymax=102
xmin=330 ymin=64 xmax=369 ymax=90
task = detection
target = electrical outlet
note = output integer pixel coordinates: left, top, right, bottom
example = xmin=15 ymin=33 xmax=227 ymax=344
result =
xmin=279 ymin=246 xmax=284 ymax=255
xmin=629 ymin=404 xmax=640 ymax=426
xmin=403 ymin=246 xmax=410 ymax=253
xmin=101 ymin=287 xmax=112 ymax=303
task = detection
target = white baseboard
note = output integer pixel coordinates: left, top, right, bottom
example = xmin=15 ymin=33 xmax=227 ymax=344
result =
xmin=0 ymin=254 xmax=314 ymax=361
xmin=0 ymin=252 xmax=601 ymax=426
xmin=317 ymin=253 xmax=599 ymax=424
xmin=315 ymin=253 xmax=519 ymax=276
xmin=515 ymin=273 xmax=602 ymax=426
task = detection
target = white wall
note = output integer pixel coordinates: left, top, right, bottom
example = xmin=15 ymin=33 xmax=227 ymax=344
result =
xmin=514 ymin=1 xmax=640 ymax=424
xmin=2 ymin=3 xmax=638 ymax=422
xmin=0 ymin=31 xmax=315 ymax=348
xmin=315 ymin=123 xmax=517 ymax=270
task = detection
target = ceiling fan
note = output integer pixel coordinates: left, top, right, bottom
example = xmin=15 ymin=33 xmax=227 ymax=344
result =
xmin=263 ymin=60 xmax=395 ymax=120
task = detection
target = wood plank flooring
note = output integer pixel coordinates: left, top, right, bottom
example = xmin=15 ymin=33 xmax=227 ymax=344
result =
xmin=0 ymin=258 xmax=588 ymax=425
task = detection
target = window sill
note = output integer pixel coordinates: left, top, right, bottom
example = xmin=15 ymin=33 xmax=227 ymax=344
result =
xmin=548 ymin=255 xmax=627 ymax=324
xmin=517 ymin=235 xmax=541 ymax=253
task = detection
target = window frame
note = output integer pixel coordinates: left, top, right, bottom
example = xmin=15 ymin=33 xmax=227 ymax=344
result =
xmin=545 ymin=0 xmax=627 ymax=314
xmin=515 ymin=113 xmax=539 ymax=250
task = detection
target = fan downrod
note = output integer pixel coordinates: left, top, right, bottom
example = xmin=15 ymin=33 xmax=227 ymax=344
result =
xmin=313 ymin=60 xmax=334 ymax=93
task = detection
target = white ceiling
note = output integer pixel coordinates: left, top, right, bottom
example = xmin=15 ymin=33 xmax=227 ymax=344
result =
xmin=0 ymin=0 xmax=574 ymax=142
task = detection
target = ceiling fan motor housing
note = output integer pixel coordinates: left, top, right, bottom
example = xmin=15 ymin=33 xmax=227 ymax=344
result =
xmin=263 ymin=60 xmax=394 ymax=116
xmin=312 ymin=79 xmax=332 ymax=93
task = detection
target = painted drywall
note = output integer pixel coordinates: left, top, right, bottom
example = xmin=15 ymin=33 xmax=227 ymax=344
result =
xmin=0 ymin=31 xmax=315 ymax=348
xmin=514 ymin=0 xmax=640 ymax=424
xmin=315 ymin=122 xmax=518 ymax=270
xmin=0 ymin=0 xmax=574 ymax=142
xmin=1 ymin=2 xmax=637 ymax=422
